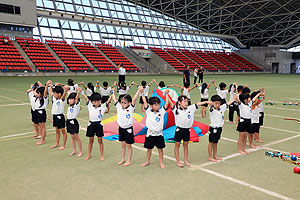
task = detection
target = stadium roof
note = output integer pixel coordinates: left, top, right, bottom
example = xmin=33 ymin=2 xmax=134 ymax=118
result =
xmin=128 ymin=0 xmax=300 ymax=48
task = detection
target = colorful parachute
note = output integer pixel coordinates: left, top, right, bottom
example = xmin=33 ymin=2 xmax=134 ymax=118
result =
xmin=103 ymin=89 xmax=209 ymax=143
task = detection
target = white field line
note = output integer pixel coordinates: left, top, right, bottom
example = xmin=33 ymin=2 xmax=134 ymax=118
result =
xmin=264 ymin=113 xmax=300 ymax=120
xmin=0 ymin=128 xmax=55 ymax=140
xmin=287 ymin=98 xmax=300 ymax=101
xmin=0 ymin=87 xmax=25 ymax=94
xmin=264 ymin=106 xmax=300 ymax=112
xmin=0 ymin=103 xmax=27 ymax=107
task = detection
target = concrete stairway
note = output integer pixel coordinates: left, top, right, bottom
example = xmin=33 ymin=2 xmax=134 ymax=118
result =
xmin=12 ymin=41 xmax=36 ymax=72
xmin=44 ymin=43 xmax=69 ymax=72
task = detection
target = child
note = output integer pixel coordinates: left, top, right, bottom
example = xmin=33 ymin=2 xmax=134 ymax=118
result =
xmin=197 ymin=82 xmax=212 ymax=118
xmin=228 ymin=83 xmax=239 ymax=123
xmin=97 ymin=81 xmax=117 ymax=113
xmin=79 ymin=81 xmax=96 ymax=98
xmin=81 ymin=91 xmax=112 ymax=161
xmin=138 ymin=80 xmax=154 ymax=111
xmin=34 ymin=83 xmax=49 ymax=145
xmin=169 ymin=94 xmax=208 ymax=167
xmin=171 ymin=82 xmax=197 ymax=105
xmin=56 ymin=79 xmax=79 ymax=94
xmin=236 ymin=93 xmax=251 ymax=154
xmin=141 ymin=90 xmax=169 ymax=168
xmin=193 ymin=68 xmax=198 ymax=84
xmin=207 ymin=95 xmax=236 ymax=162
xmin=250 ymin=89 xmax=265 ymax=146
xmin=117 ymin=81 xmax=136 ymax=97
xmin=66 ymin=87 xmax=83 ymax=157
xmin=27 ymin=82 xmax=40 ymax=139
xmin=111 ymin=87 xmax=140 ymax=166
xmin=153 ymin=79 xmax=166 ymax=90
xmin=49 ymin=82 xmax=68 ymax=150
xmin=256 ymin=92 xmax=265 ymax=143
xmin=212 ymin=80 xmax=228 ymax=105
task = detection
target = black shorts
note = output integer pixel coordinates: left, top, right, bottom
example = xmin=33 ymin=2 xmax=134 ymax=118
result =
xmin=101 ymin=95 xmax=109 ymax=103
xmin=259 ymin=112 xmax=264 ymax=126
xmin=139 ymin=96 xmax=149 ymax=104
xmin=119 ymin=126 xmax=134 ymax=144
xmin=250 ymin=123 xmax=260 ymax=134
xmin=174 ymin=127 xmax=190 ymax=142
xmin=236 ymin=118 xmax=251 ymax=133
xmin=201 ymin=98 xmax=208 ymax=107
xmin=86 ymin=121 xmax=104 ymax=137
xmin=66 ymin=119 xmax=79 ymax=134
xmin=209 ymin=127 xmax=222 ymax=143
xmin=144 ymin=135 xmax=166 ymax=149
xmin=53 ymin=114 xmax=66 ymax=129
xmin=35 ymin=109 xmax=47 ymax=123
xmin=31 ymin=109 xmax=38 ymax=124
xmin=119 ymin=75 xmax=125 ymax=83
xmin=188 ymin=98 xmax=191 ymax=106
xmin=221 ymin=99 xmax=226 ymax=105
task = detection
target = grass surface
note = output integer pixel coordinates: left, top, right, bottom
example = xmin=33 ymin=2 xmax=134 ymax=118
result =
xmin=0 ymin=74 xmax=300 ymax=200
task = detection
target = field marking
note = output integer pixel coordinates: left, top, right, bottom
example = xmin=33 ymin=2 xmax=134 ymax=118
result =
xmin=0 ymin=103 xmax=27 ymax=107
xmin=261 ymin=126 xmax=300 ymax=135
xmin=287 ymin=98 xmax=300 ymax=101
xmin=264 ymin=106 xmax=300 ymax=112
xmin=0 ymin=87 xmax=25 ymax=94
xmin=0 ymin=131 xmax=56 ymax=142
xmin=0 ymin=128 xmax=55 ymax=140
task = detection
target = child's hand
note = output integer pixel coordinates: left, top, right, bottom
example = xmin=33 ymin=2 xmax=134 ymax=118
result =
xmin=152 ymin=79 xmax=155 ymax=81
xmin=64 ymin=85 xmax=69 ymax=91
xmin=245 ymin=84 xmax=249 ymax=88
xmin=164 ymin=89 xmax=170 ymax=94
xmin=55 ymin=82 xmax=59 ymax=86
xmin=80 ymin=81 xmax=84 ymax=84
xmin=76 ymin=87 xmax=82 ymax=92
xmin=96 ymin=81 xmax=99 ymax=84
xmin=234 ymin=82 xmax=237 ymax=85
xmin=47 ymin=80 xmax=52 ymax=86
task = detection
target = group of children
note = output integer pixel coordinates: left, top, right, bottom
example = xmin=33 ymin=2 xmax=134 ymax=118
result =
xmin=27 ymin=78 xmax=265 ymax=168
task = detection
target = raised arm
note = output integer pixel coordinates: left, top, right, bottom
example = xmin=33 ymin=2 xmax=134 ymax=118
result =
xmin=152 ymin=79 xmax=159 ymax=86
xmin=106 ymin=95 xmax=113 ymax=106
xmin=212 ymin=80 xmax=217 ymax=88
xmin=79 ymin=81 xmax=87 ymax=89
xmin=110 ymin=81 xmax=117 ymax=88
xmin=188 ymin=84 xmax=197 ymax=92
xmin=164 ymin=89 xmax=173 ymax=109
xmin=132 ymin=87 xmax=142 ymax=106
xmin=44 ymin=80 xmax=51 ymax=98
xmin=27 ymin=84 xmax=34 ymax=93
xmin=140 ymin=88 xmax=148 ymax=109
xmin=147 ymin=79 xmax=154 ymax=86
xmin=130 ymin=81 xmax=139 ymax=88
xmin=196 ymin=101 xmax=209 ymax=107
xmin=111 ymin=88 xmax=117 ymax=104
xmin=62 ymin=85 xmax=68 ymax=101
xmin=226 ymin=95 xmax=238 ymax=106
xmin=81 ymin=90 xmax=89 ymax=102
xmin=55 ymin=82 xmax=64 ymax=87
xmin=172 ymin=84 xmax=184 ymax=90
xmin=75 ymin=87 xmax=81 ymax=104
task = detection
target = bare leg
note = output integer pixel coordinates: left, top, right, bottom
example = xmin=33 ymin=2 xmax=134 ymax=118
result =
xmin=32 ymin=123 xmax=39 ymax=137
xmin=51 ymin=128 xmax=60 ymax=148
xmin=98 ymin=137 xmax=104 ymax=161
xmin=69 ymin=134 xmax=76 ymax=156
xmin=141 ymin=149 xmax=152 ymax=167
xmin=208 ymin=142 xmax=217 ymax=162
xmin=58 ymin=128 xmax=67 ymax=150
xmin=35 ymin=123 xmax=46 ymax=145
xmin=75 ymin=134 xmax=83 ymax=157
xmin=255 ymin=133 xmax=264 ymax=143
xmin=118 ymin=141 xmax=126 ymax=165
xmin=174 ymin=142 xmax=184 ymax=167
xmin=243 ymin=133 xmax=249 ymax=154
xmin=248 ymin=133 xmax=256 ymax=149
xmin=84 ymin=137 xmax=94 ymax=160
xmin=183 ymin=141 xmax=191 ymax=166
xmin=213 ymin=143 xmax=222 ymax=160
xmin=158 ymin=148 xmax=165 ymax=168
xmin=238 ymin=132 xmax=246 ymax=154
xmin=201 ymin=107 xmax=204 ymax=118
xmin=123 ymin=144 xmax=132 ymax=166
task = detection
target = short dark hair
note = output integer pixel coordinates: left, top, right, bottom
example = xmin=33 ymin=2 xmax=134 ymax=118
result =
xmin=239 ymin=93 xmax=250 ymax=104
xmin=141 ymin=80 xmax=146 ymax=86
xmin=251 ymin=91 xmax=260 ymax=100
xmin=219 ymin=82 xmax=226 ymax=90
xmin=237 ymin=85 xmax=244 ymax=92
xmin=67 ymin=92 xmax=80 ymax=104
xmin=148 ymin=97 xmax=160 ymax=105
xmin=120 ymin=94 xmax=132 ymax=103
xmin=211 ymin=94 xmax=222 ymax=102
xmin=177 ymin=95 xmax=188 ymax=102
xmin=53 ymin=86 xmax=64 ymax=95
xmin=90 ymin=92 xmax=101 ymax=102
xmin=184 ymin=82 xmax=190 ymax=88
xmin=242 ymin=87 xmax=251 ymax=94
xmin=67 ymin=79 xmax=74 ymax=86
xmin=159 ymin=81 xmax=165 ymax=88
xmin=119 ymin=82 xmax=126 ymax=90
xmin=103 ymin=81 xmax=108 ymax=87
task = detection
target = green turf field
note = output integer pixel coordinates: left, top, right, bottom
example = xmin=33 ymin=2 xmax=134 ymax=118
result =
xmin=0 ymin=74 xmax=299 ymax=200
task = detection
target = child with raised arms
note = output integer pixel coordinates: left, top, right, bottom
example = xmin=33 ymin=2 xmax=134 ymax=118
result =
xmin=48 ymin=81 xmax=68 ymax=150
xmin=196 ymin=82 xmax=212 ymax=118
xmin=207 ymin=95 xmax=236 ymax=162
xmin=111 ymin=87 xmax=141 ymax=166
xmin=138 ymin=80 xmax=154 ymax=111
xmin=27 ymin=81 xmax=41 ymax=139
xmin=66 ymin=87 xmax=83 ymax=157
xmin=212 ymin=80 xmax=228 ymax=105
xmin=81 ymin=90 xmax=112 ymax=161
xmin=168 ymin=94 xmax=209 ymax=167
xmin=96 ymin=81 xmax=117 ymax=113
xmin=170 ymin=82 xmax=197 ymax=105
xmin=141 ymin=89 xmax=169 ymax=168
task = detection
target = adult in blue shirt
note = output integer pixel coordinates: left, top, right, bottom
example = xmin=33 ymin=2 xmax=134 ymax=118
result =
xmin=183 ymin=65 xmax=190 ymax=86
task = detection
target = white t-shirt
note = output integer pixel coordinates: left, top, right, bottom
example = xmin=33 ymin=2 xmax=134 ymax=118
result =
xmin=28 ymin=91 xmax=36 ymax=110
xmin=145 ymin=106 xmax=166 ymax=137
xmin=67 ymin=102 xmax=80 ymax=119
xmin=229 ymin=85 xmax=236 ymax=101
xmin=115 ymin=102 xmax=135 ymax=128
xmin=87 ymin=101 xmax=107 ymax=122
xmin=139 ymin=85 xmax=150 ymax=97
xmin=34 ymin=96 xmax=48 ymax=110
xmin=51 ymin=96 xmax=66 ymax=115
xmin=68 ymin=84 xmax=78 ymax=94
xmin=216 ymin=88 xmax=228 ymax=99
xmin=86 ymin=87 xmax=96 ymax=97
xmin=119 ymin=86 xmax=129 ymax=95
xmin=200 ymin=88 xmax=209 ymax=99
xmin=193 ymin=69 xmax=198 ymax=77
xmin=99 ymin=87 xmax=112 ymax=96
xmin=259 ymin=102 xmax=264 ymax=112
xmin=182 ymin=88 xmax=190 ymax=99
xmin=172 ymin=104 xmax=198 ymax=128
xmin=251 ymin=105 xmax=260 ymax=124
xmin=209 ymin=104 xmax=227 ymax=128
xmin=239 ymin=102 xmax=251 ymax=119
xmin=118 ymin=67 xmax=126 ymax=75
